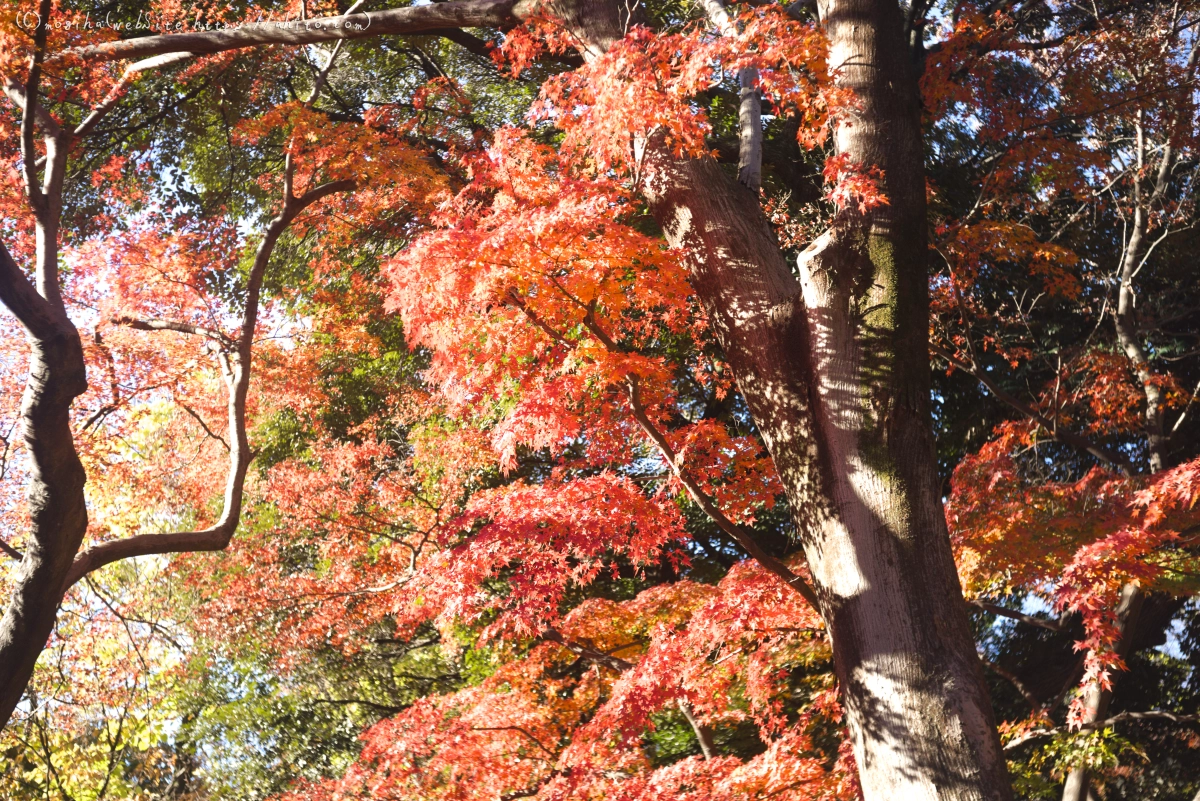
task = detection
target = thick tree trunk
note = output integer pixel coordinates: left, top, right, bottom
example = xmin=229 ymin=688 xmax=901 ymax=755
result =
xmin=794 ymin=3 xmax=1009 ymax=796
xmin=556 ymin=0 xmax=1012 ymax=797
xmin=18 ymin=0 xmax=1014 ymax=793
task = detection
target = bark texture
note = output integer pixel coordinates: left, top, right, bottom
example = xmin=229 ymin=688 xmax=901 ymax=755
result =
xmin=557 ymin=0 xmax=1013 ymax=797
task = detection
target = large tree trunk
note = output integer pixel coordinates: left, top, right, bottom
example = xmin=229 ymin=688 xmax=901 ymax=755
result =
xmin=11 ymin=0 xmax=1013 ymax=793
xmin=554 ymin=0 xmax=1012 ymax=797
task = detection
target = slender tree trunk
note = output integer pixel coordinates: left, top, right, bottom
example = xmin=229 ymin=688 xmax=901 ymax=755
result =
xmin=1062 ymin=112 xmax=1166 ymax=801
xmin=554 ymin=0 xmax=1012 ymax=797
xmin=1060 ymin=584 xmax=1144 ymax=801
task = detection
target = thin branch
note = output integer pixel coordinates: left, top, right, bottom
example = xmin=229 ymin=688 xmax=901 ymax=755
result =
xmin=968 ymin=599 xmax=1064 ymax=632
xmin=70 ymin=52 xmax=198 ymax=142
xmin=57 ymin=0 xmax=525 ymax=64
xmin=507 ymin=290 xmax=822 ymax=611
xmin=931 ymin=343 xmax=1131 ymax=474
xmin=678 ymin=700 xmax=716 ymax=759
xmin=113 ymin=316 xmax=234 ymax=346
xmin=626 ymin=376 xmax=820 ymax=609
xmin=308 ymin=697 xmax=406 ymax=714
xmin=178 ymin=403 xmax=230 ymax=451
xmin=470 ymin=726 xmax=557 ymax=759
xmin=980 ymin=656 xmax=1041 ymax=711
xmin=1005 ymin=710 xmax=1200 ymax=751
xmin=541 ymin=627 xmax=633 ymax=672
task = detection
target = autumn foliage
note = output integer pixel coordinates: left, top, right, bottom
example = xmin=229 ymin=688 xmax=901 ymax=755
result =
xmin=1 ymin=0 xmax=1200 ymax=799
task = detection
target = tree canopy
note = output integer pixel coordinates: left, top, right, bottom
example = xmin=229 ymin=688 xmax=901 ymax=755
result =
xmin=0 ymin=0 xmax=1199 ymax=800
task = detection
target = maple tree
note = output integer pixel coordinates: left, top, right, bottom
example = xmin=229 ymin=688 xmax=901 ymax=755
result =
xmin=1 ymin=0 xmax=1200 ymax=800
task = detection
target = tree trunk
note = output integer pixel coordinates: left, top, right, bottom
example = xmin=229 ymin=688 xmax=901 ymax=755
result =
xmin=0 ymin=243 xmax=90 ymax=727
xmin=1060 ymin=584 xmax=1145 ymax=801
xmin=554 ymin=0 xmax=1013 ymax=797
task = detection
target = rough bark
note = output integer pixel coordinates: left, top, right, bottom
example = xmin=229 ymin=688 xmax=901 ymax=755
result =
xmin=556 ymin=0 xmax=1012 ymax=797
xmin=792 ymin=5 xmax=1009 ymax=794
xmin=0 ymin=46 xmax=91 ymax=726
xmin=29 ymin=1 xmax=1016 ymax=794
xmin=0 ymin=246 xmax=89 ymax=732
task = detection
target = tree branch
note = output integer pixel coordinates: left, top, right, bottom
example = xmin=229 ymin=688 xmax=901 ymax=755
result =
xmin=57 ymin=0 xmax=527 ymax=65
xmin=1004 ymin=710 xmax=1200 ymax=751
xmin=61 ymin=179 xmax=355 ymax=592
xmin=678 ymin=699 xmax=716 ymax=759
xmin=931 ymin=343 xmax=1132 ymax=474
xmin=507 ymin=291 xmax=822 ymax=612
xmin=980 ymin=655 xmax=1041 ymax=711
xmin=113 ymin=316 xmax=234 ymax=346
xmin=625 ymin=375 xmax=820 ymax=610
xmin=967 ymin=599 xmax=1064 ymax=632
xmin=698 ymin=0 xmax=761 ymax=190
xmin=0 ymin=241 xmax=67 ymax=340
xmin=541 ymin=627 xmax=633 ymax=672
xmin=179 ymin=402 xmax=230 ymax=451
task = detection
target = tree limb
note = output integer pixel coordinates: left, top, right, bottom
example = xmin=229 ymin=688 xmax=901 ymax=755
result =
xmin=541 ymin=627 xmax=633 ymax=672
xmin=931 ymin=342 xmax=1132 ymax=473
xmin=57 ymin=0 xmax=527 ymax=65
xmin=968 ymin=599 xmax=1064 ymax=632
xmin=625 ymin=375 xmax=820 ymax=610
xmin=1004 ymin=709 xmax=1200 ymax=751
xmin=113 ymin=316 xmax=234 ymax=346
xmin=61 ymin=179 xmax=355 ymax=592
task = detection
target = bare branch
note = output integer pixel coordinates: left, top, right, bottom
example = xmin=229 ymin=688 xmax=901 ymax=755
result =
xmin=179 ymin=402 xmax=230 ymax=451
xmin=698 ymin=0 xmax=761 ymax=190
xmin=113 ymin=316 xmax=234 ymax=346
xmin=541 ymin=627 xmax=633 ymax=672
xmin=1005 ymin=710 xmax=1200 ymax=751
xmin=931 ymin=343 xmax=1132 ymax=474
xmin=980 ymin=656 xmax=1041 ymax=711
xmin=968 ymin=599 xmax=1064 ymax=633
xmin=679 ymin=700 xmax=716 ymax=759
xmin=57 ymin=0 xmax=526 ymax=65
xmin=625 ymin=375 xmax=820 ymax=610
xmin=71 ymin=52 xmax=198 ymax=140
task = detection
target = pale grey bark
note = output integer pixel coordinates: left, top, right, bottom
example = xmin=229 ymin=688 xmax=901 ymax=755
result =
xmin=698 ymin=0 xmax=763 ymax=190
